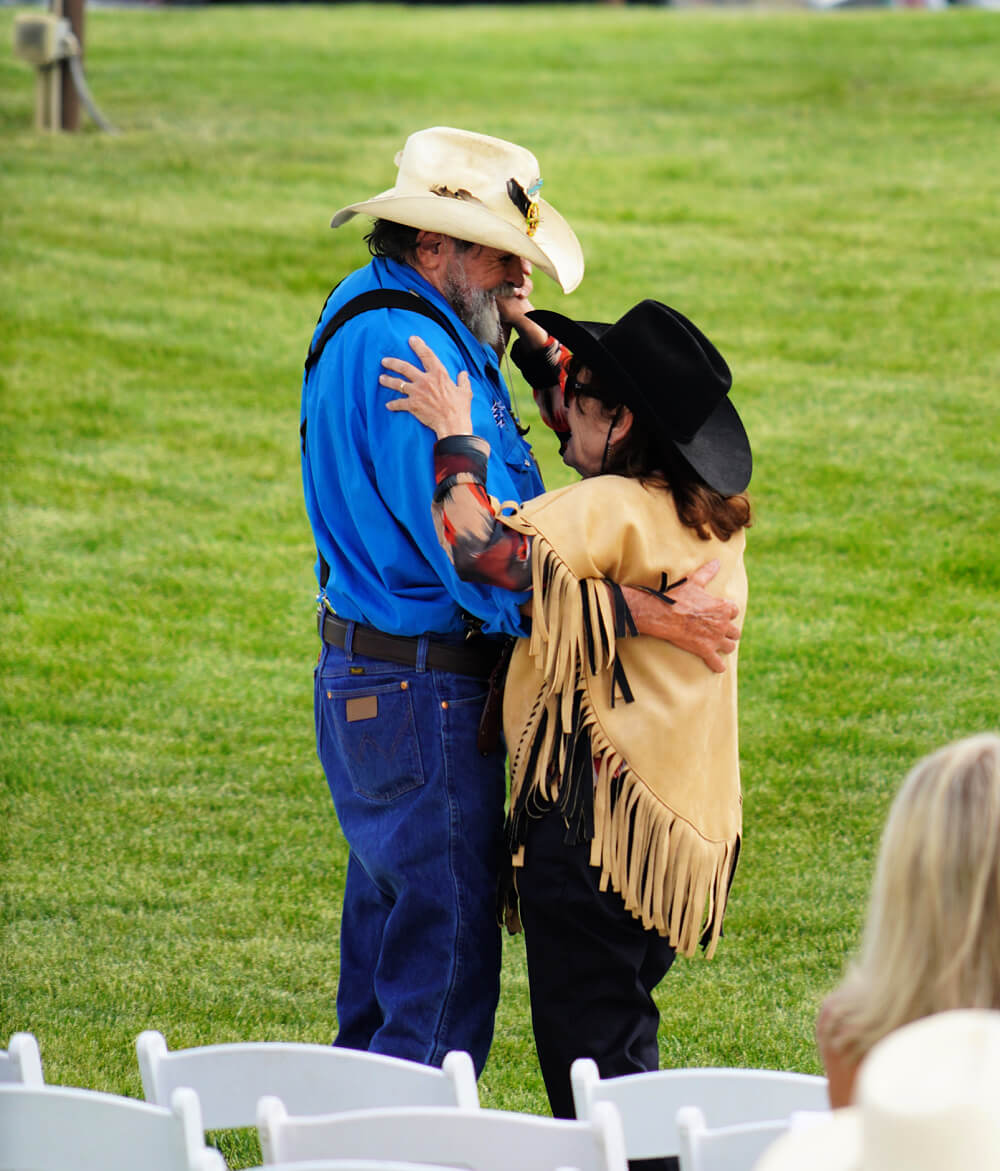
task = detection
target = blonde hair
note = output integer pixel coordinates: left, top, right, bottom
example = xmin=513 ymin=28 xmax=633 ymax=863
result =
xmin=821 ymin=733 xmax=1000 ymax=1062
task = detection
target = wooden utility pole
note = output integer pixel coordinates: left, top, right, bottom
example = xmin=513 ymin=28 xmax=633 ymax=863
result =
xmin=58 ymin=0 xmax=84 ymax=131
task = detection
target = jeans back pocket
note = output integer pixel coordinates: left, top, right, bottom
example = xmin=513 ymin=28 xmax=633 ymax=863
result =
xmin=318 ymin=678 xmax=425 ymax=803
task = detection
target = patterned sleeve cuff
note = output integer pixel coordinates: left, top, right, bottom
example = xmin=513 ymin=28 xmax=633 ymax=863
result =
xmin=510 ymin=336 xmax=562 ymax=389
xmin=433 ymin=435 xmax=490 ymax=491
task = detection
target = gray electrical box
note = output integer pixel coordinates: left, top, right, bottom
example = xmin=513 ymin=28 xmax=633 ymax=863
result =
xmin=13 ymin=13 xmax=71 ymax=67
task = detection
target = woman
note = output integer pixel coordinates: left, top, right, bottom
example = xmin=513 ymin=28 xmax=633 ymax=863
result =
xmin=381 ymin=299 xmax=752 ymax=1120
xmin=816 ymin=732 xmax=1000 ymax=1108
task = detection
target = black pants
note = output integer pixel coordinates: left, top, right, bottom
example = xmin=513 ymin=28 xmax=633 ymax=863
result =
xmin=517 ymin=806 xmax=677 ymax=1171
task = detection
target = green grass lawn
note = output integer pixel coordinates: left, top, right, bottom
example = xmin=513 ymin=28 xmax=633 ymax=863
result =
xmin=2 ymin=3 xmax=998 ymax=1165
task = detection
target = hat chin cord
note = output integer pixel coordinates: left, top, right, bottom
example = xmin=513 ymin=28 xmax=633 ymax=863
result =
xmin=599 ymin=407 xmax=624 ymax=476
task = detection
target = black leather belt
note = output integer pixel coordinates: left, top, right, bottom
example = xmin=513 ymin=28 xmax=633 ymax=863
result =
xmin=318 ymin=610 xmax=507 ymax=679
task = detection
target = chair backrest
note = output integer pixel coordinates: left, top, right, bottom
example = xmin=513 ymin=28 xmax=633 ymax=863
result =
xmin=0 ymin=1033 xmax=44 ymax=1086
xmin=0 ymin=1084 xmax=227 ymax=1171
xmin=676 ymin=1106 xmax=789 ymax=1171
xmin=137 ymin=1031 xmax=479 ymax=1131
xmin=570 ymin=1060 xmax=829 ymax=1160
xmin=256 ymin=1099 xmax=628 ymax=1171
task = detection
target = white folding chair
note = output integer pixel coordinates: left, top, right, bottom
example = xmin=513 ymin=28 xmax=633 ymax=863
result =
xmin=250 ymin=1163 xmax=585 ymax=1171
xmin=247 ymin=1163 xmax=487 ymax=1171
xmin=0 ymin=1032 xmax=44 ymax=1086
xmin=0 ymin=1084 xmax=226 ymax=1171
xmin=255 ymin=1099 xmax=628 ymax=1171
xmin=676 ymin=1106 xmax=789 ymax=1171
xmin=137 ymin=1031 xmax=479 ymax=1131
xmin=570 ymin=1059 xmax=829 ymax=1163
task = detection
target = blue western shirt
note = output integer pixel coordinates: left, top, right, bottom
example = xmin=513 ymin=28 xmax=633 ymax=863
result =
xmin=301 ymin=257 xmax=544 ymax=638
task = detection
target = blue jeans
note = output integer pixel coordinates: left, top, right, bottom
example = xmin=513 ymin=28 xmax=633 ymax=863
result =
xmin=314 ymin=630 xmax=506 ymax=1076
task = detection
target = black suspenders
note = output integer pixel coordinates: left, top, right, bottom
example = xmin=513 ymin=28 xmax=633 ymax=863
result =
xmin=302 ymin=288 xmax=479 ymax=589
xmin=303 ymin=288 xmax=477 ymax=376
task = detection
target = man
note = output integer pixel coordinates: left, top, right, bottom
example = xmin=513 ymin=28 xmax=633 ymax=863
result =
xmin=300 ymin=126 xmax=740 ymax=1077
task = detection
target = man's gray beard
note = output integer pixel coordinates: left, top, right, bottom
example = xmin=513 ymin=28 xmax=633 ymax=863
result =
xmin=444 ymin=264 xmax=515 ymax=348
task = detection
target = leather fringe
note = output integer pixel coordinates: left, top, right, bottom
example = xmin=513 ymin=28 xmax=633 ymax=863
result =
xmin=506 ymin=535 xmax=739 ymax=959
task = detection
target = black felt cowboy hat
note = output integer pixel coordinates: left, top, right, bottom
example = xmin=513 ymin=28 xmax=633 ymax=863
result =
xmin=527 ymin=299 xmax=752 ymax=496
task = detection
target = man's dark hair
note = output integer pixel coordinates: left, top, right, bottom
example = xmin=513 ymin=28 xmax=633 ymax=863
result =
xmin=365 ymin=220 xmax=421 ymax=262
xmin=365 ymin=219 xmax=475 ymax=263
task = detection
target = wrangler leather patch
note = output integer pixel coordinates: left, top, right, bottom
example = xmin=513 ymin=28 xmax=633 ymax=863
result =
xmin=345 ymin=695 xmax=379 ymax=723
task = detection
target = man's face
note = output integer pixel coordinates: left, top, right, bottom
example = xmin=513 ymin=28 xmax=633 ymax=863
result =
xmin=454 ymin=245 xmax=529 ymax=295
xmin=442 ymin=243 xmax=528 ymax=346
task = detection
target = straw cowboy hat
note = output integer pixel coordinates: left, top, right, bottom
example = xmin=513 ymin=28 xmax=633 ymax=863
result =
xmin=754 ymin=1010 xmax=1000 ymax=1171
xmin=330 ymin=126 xmax=584 ymax=294
xmin=528 ymin=300 xmax=752 ymax=496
